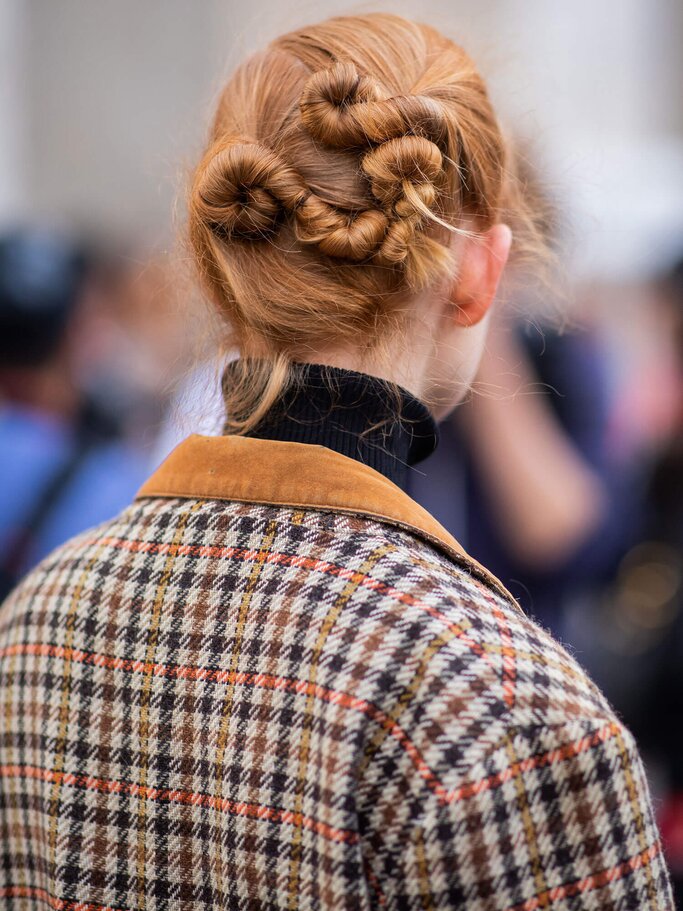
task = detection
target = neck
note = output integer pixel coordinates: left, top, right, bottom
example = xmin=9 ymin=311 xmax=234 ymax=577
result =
xmin=225 ymin=361 xmax=439 ymax=488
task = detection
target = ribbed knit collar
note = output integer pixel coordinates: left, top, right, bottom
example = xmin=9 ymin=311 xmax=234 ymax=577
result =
xmin=228 ymin=362 xmax=439 ymax=488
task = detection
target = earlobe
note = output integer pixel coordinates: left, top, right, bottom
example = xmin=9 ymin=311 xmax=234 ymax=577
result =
xmin=450 ymin=223 xmax=512 ymax=327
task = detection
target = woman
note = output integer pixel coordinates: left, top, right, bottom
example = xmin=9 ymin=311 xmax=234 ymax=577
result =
xmin=0 ymin=14 xmax=672 ymax=910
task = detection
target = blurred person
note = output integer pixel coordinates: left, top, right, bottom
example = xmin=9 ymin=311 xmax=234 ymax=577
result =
xmin=0 ymin=229 xmax=149 ymax=599
xmin=408 ymin=312 xmax=630 ymax=635
xmin=85 ymin=251 xmax=204 ymax=449
xmin=565 ymin=255 xmax=683 ymax=903
xmin=0 ymin=16 xmax=673 ymax=911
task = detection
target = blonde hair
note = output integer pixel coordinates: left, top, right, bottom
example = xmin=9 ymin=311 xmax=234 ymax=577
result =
xmin=188 ymin=13 xmax=546 ymax=432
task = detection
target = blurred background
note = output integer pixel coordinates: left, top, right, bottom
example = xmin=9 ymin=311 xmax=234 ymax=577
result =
xmin=1 ymin=0 xmax=683 ymax=899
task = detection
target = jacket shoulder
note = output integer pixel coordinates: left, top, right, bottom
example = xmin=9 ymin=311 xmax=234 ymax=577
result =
xmin=335 ymin=520 xmax=622 ymax=805
xmin=352 ymin=529 xmax=673 ymax=909
xmin=345 ymin=519 xmax=612 ymax=728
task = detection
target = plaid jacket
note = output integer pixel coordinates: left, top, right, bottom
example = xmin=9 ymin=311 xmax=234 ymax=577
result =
xmin=0 ymin=434 xmax=673 ymax=910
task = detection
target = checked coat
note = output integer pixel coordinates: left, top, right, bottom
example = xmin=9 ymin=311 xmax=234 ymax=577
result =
xmin=0 ymin=433 xmax=674 ymax=910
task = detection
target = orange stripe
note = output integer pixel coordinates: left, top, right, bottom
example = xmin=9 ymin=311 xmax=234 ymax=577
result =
xmin=0 ymin=641 xmax=388 ymax=699
xmin=363 ymin=858 xmax=387 ymax=907
xmin=0 ymin=886 xmax=123 ymax=911
xmin=1 ymin=818 xmax=660 ymax=911
xmin=91 ymin=535 xmax=496 ymax=668
xmin=449 ymin=721 xmax=621 ymax=803
xmin=357 ymin=628 xmax=459 ymax=782
xmin=1 ymin=643 xmax=622 ymax=807
xmin=0 ymin=764 xmax=358 ymax=846
xmin=133 ymin=433 xmax=523 ymax=609
xmin=2 ymin=640 xmax=444 ymax=784
xmin=493 ymin=606 xmax=516 ymax=709
xmin=505 ymin=841 xmax=662 ymax=911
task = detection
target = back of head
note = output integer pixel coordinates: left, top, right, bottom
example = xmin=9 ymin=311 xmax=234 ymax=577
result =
xmin=188 ymin=13 xmax=543 ymax=430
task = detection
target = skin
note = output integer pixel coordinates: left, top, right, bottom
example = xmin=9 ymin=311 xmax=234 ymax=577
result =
xmin=316 ymin=223 xmax=514 ymax=418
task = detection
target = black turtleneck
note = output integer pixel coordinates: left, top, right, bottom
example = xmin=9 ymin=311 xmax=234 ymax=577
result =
xmin=228 ymin=362 xmax=439 ymax=488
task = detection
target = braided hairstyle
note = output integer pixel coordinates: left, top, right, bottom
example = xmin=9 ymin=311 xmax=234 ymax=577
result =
xmin=188 ymin=14 xmax=545 ymax=432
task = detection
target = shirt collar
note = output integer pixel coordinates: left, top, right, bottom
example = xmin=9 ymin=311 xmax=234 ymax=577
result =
xmin=227 ymin=361 xmax=439 ymax=488
xmin=137 ymin=433 xmax=521 ymax=611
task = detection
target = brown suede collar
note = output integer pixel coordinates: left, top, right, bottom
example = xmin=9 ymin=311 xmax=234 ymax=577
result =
xmin=137 ymin=434 xmax=521 ymax=611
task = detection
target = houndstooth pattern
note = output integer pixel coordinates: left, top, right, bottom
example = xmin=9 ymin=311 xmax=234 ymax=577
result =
xmin=0 ymin=494 xmax=674 ymax=910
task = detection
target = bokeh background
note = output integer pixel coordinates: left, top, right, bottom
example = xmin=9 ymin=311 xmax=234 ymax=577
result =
xmin=2 ymin=0 xmax=683 ymax=898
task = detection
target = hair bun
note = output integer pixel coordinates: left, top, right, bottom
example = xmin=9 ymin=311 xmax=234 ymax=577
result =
xmin=191 ymin=66 xmax=454 ymax=283
xmin=299 ymin=60 xmax=449 ymax=150
xmin=190 ymin=135 xmax=393 ymax=265
xmin=362 ymin=136 xmax=443 ymax=214
xmin=191 ymin=139 xmax=308 ymax=238
xmin=298 ymin=63 xmax=452 ymax=281
xmin=299 ymin=61 xmax=387 ymax=148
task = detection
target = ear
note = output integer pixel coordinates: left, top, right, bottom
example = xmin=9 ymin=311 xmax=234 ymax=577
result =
xmin=449 ymin=223 xmax=512 ymax=327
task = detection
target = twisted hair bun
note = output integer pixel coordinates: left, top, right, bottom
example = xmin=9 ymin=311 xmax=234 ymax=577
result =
xmin=191 ymin=139 xmax=308 ymax=239
xmin=299 ymin=60 xmax=448 ymax=150
xmin=362 ymin=135 xmax=445 ymax=269
xmin=192 ymin=136 xmax=392 ymax=262
xmin=192 ymin=58 xmax=454 ymax=280
xmin=298 ymin=60 xmax=452 ymax=277
xmin=188 ymin=13 xmax=548 ymax=433
xmin=362 ymin=136 xmax=443 ymax=212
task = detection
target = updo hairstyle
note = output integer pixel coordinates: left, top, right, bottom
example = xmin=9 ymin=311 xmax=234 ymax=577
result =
xmin=188 ymin=14 xmax=545 ymax=432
